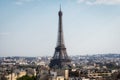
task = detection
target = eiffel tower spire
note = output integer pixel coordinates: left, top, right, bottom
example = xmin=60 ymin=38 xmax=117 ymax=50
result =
xmin=57 ymin=5 xmax=65 ymax=48
xmin=49 ymin=7 xmax=71 ymax=69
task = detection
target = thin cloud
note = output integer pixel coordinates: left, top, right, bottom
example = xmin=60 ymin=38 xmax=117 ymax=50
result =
xmin=14 ymin=0 xmax=36 ymax=5
xmin=15 ymin=1 xmax=23 ymax=5
xmin=0 ymin=33 xmax=9 ymax=36
xmin=77 ymin=0 xmax=120 ymax=5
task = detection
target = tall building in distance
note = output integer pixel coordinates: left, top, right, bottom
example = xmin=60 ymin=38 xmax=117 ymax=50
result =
xmin=49 ymin=7 xmax=71 ymax=69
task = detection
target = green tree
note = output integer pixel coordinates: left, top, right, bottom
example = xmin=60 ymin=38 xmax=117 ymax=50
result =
xmin=17 ymin=75 xmax=36 ymax=80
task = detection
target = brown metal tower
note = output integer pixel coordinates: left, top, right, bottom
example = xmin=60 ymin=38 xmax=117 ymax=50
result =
xmin=49 ymin=7 xmax=71 ymax=69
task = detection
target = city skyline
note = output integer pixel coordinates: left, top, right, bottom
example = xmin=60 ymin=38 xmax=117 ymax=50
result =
xmin=0 ymin=0 xmax=120 ymax=57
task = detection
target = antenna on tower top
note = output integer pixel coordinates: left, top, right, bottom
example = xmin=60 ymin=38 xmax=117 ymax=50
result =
xmin=60 ymin=4 xmax=61 ymax=11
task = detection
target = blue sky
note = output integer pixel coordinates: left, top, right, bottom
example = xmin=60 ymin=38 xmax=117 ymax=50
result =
xmin=0 ymin=0 xmax=120 ymax=57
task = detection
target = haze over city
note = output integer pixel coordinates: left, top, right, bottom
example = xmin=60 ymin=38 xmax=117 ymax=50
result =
xmin=0 ymin=0 xmax=120 ymax=57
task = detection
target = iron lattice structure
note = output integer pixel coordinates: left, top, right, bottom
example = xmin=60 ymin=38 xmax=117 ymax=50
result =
xmin=49 ymin=8 xmax=71 ymax=69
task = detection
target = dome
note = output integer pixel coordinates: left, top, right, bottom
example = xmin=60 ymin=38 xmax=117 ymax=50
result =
xmin=58 ymin=10 xmax=62 ymax=16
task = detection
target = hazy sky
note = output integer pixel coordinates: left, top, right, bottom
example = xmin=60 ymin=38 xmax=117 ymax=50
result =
xmin=0 ymin=0 xmax=120 ymax=57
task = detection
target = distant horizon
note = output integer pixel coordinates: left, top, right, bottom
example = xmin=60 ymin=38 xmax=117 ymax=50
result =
xmin=0 ymin=0 xmax=120 ymax=56
xmin=0 ymin=53 xmax=120 ymax=57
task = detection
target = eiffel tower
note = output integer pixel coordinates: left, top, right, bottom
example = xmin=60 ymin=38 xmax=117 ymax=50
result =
xmin=49 ymin=7 xmax=71 ymax=69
